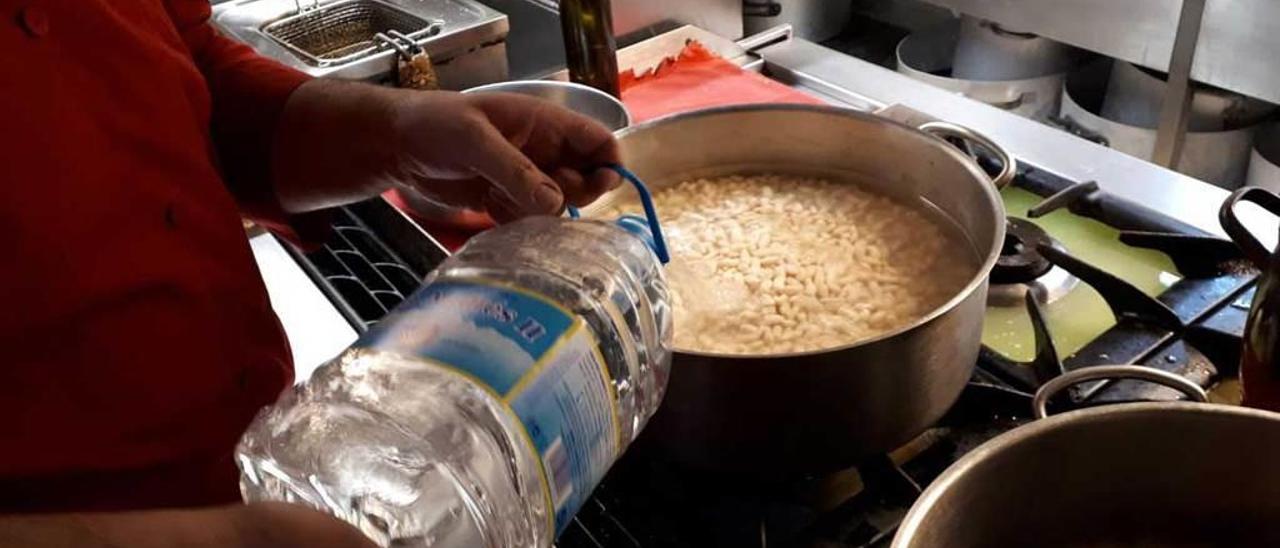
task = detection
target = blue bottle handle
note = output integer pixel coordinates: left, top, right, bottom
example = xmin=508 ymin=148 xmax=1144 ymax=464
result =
xmin=566 ymin=164 xmax=670 ymax=264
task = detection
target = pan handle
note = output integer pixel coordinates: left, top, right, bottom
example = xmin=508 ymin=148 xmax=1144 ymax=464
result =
xmin=1031 ymin=365 xmax=1208 ymax=420
xmin=1219 ymin=186 xmax=1280 ymax=269
xmin=918 ymin=121 xmax=1017 ymax=190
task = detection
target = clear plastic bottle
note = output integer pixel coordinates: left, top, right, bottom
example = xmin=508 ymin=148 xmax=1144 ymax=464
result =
xmin=237 ymin=216 xmax=672 ymax=547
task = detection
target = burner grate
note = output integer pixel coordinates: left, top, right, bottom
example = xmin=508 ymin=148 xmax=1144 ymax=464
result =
xmin=291 ymin=207 xmax=427 ymax=330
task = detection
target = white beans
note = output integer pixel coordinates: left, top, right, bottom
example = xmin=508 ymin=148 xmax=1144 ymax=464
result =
xmin=608 ymin=174 xmax=975 ymax=355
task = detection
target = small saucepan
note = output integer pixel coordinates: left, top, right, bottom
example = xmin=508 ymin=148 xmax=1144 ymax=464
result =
xmin=464 ymin=80 xmax=631 ymax=131
xmin=893 ymin=365 xmax=1280 ymax=547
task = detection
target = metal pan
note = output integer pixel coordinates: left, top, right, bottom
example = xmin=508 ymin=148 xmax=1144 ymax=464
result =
xmin=893 ymin=365 xmax=1280 ymax=547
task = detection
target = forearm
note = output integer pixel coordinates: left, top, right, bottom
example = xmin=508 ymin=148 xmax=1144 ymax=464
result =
xmin=0 ymin=514 xmax=94 ymax=547
xmin=271 ymin=79 xmax=410 ymax=213
xmin=0 ymin=509 xmax=235 ymax=548
xmin=0 ymin=503 xmax=375 ymax=548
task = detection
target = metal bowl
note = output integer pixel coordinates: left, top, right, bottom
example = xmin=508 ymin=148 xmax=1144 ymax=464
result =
xmin=463 ymin=80 xmax=631 ymax=131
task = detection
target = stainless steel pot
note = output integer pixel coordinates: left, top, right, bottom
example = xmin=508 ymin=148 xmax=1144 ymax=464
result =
xmin=897 ymin=21 xmax=1072 ymax=120
xmin=1061 ymin=59 xmax=1270 ymax=189
xmin=1102 ymin=61 xmax=1275 ymax=132
xmin=464 ymin=80 xmax=631 ymax=131
xmin=743 ymin=0 xmax=852 ymax=42
xmin=893 ymin=365 xmax=1280 ymax=547
xmin=951 ymin=16 xmax=1075 ymax=81
xmin=1247 ymin=122 xmax=1280 ymax=194
xmin=585 ymin=104 xmax=1012 ymax=475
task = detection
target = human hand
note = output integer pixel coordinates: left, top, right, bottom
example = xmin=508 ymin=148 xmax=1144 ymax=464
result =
xmin=0 ymin=502 xmax=377 ymax=548
xmin=386 ymin=91 xmax=623 ymax=222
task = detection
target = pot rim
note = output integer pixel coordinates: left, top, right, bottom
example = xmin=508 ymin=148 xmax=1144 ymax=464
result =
xmin=464 ymin=79 xmax=633 ymax=130
xmin=895 ymin=23 xmax=1073 ymax=86
xmin=613 ymin=103 xmax=1007 ymax=360
xmin=891 ymin=401 xmax=1280 ymax=547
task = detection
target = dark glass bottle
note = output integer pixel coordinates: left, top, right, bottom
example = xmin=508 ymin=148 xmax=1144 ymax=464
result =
xmin=1221 ymin=187 xmax=1280 ymax=411
xmin=560 ymin=0 xmax=620 ymax=97
xmin=1241 ymin=256 xmax=1280 ymax=410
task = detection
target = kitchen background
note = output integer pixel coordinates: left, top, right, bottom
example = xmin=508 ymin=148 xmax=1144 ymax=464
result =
xmin=212 ymin=0 xmax=1280 ymax=545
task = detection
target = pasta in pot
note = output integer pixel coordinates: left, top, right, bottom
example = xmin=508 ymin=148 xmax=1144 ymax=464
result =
xmin=606 ymin=173 xmax=976 ymax=354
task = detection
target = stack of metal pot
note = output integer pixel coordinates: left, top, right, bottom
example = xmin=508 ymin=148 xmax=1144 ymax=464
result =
xmin=1060 ymin=59 xmax=1275 ymax=189
xmin=897 ymin=16 xmax=1082 ymax=121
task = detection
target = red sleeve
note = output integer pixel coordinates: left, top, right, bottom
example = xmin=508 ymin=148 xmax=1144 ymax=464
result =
xmin=165 ymin=0 xmax=330 ymax=245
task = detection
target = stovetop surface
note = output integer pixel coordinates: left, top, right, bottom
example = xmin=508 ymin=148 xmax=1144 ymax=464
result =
xmin=549 ymin=159 xmax=1257 ymax=547
xmin=287 ymin=155 xmax=1258 ymax=548
xmin=557 ymin=389 xmax=1031 ymax=548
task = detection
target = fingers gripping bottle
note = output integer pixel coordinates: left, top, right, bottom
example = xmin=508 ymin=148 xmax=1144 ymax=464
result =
xmin=237 ymin=167 xmax=673 ymax=547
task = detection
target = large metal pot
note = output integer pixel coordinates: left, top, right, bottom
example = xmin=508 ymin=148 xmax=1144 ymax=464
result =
xmin=893 ymin=366 xmax=1280 ymax=547
xmin=1060 ymin=59 xmax=1273 ymax=189
xmin=1247 ymin=123 xmax=1280 ymax=194
xmin=951 ymin=16 xmax=1075 ymax=81
xmin=1102 ymin=61 xmax=1274 ymax=132
xmin=743 ymin=0 xmax=852 ymax=42
xmin=897 ymin=21 xmax=1073 ymax=120
xmin=586 ymin=104 xmax=1012 ymax=475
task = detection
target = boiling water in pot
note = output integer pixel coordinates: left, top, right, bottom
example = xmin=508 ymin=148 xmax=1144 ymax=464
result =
xmin=607 ymin=172 xmax=979 ymax=355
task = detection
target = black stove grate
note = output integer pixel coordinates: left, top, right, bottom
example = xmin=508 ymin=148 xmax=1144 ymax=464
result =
xmin=288 ymin=207 xmax=428 ymax=330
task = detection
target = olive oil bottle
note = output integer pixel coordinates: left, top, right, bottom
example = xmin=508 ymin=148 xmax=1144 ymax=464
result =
xmin=560 ymin=0 xmax=620 ymax=97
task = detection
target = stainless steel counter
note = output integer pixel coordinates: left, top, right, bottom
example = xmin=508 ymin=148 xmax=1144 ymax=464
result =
xmin=249 ymin=231 xmax=357 ymax=382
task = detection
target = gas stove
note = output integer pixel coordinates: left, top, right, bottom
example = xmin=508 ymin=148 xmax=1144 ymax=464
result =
xmin=974 ymin=162 xmax=1254 ymax=405
xmin=279 ymin=155 xmax=1259 ymax=548
xmin=546 ymin=158 xmax=1258 ymax=548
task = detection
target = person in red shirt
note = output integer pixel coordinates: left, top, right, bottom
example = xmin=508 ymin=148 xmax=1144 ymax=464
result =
xmin=0 ymin=0 xmax=620 ymax=545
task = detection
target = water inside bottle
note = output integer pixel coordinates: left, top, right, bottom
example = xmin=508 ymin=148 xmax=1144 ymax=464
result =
xmin=238 ymin=217 xmax=672 ymax=547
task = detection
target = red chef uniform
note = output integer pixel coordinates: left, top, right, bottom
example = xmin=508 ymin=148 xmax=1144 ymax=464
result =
xmin=0 ymin=0 xmax=316 ymax=511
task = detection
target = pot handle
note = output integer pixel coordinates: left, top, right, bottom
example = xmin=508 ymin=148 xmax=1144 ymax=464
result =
xmin=1031 ymin=365 xmax=1208 ymax=420
xmin=918 ymin=122 xmax=1017 ymax=190
xmin=1219 ymin=186 xmax=1280 ymax=269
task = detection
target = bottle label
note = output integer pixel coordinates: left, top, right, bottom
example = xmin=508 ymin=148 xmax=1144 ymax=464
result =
xmin=356 ymin=279 xmax=622 ymax=534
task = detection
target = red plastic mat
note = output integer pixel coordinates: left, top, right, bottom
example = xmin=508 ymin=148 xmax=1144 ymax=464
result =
xmin=619 ymin=40 xmax=825 ymax=123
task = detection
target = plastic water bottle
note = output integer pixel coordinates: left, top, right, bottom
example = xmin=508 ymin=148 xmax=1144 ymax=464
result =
xmin=236 ymin=213 xmax=673 ymax=547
